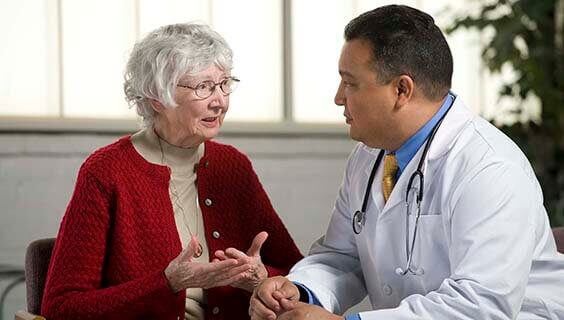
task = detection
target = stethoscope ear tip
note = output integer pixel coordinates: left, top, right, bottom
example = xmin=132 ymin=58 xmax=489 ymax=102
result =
xmin=395 ymin=267 xmax=425 ymax=276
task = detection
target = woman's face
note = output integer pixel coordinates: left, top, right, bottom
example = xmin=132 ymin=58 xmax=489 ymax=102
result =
xmin=154 ymin=65 xmax=230 ymax=147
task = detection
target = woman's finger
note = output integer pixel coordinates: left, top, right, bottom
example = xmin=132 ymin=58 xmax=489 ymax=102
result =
xmin=200 ymin=262 xmax=250 ymax=288
xmin=247 ymin=231 xmax=268 ymax=257
xmin=208 ymin=262 xmax=250 ymax=280
xmin=224 ymin=247 xmax=250 ymax=261
xmin=214 ymin=250 xmax=227 ymax=260
xmin=178 ymin=243 xmax=196 ymax=262
xmin=213 ymin=267 xmax=249 ymax=287
xmin=200 ymin=258 xmax=238 ymax=273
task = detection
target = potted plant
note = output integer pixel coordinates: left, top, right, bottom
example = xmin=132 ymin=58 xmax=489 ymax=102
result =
xmin=447 ymin=0 xmax=564 ymax=226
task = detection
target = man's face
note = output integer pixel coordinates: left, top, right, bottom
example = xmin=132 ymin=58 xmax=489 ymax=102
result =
xmin=334 ymin=39 xmax=400 ymax=149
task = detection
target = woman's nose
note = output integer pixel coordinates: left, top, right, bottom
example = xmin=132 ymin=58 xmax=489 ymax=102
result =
xmin=209 ymin=88 xmax=228 ymax=110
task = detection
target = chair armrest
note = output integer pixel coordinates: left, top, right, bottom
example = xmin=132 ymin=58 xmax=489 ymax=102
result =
xmin=15 ymin=310 xmax=46 ymax=320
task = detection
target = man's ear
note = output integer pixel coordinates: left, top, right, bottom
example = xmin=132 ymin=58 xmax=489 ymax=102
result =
xmin=395 ymin=75 xmax=414 ymax=108
xmin=149 ymin=99 xmax=166 ymax=113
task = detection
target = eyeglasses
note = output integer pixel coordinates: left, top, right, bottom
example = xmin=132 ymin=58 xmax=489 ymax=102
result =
xmin=177 ymin=77 xmax=240 ymax=99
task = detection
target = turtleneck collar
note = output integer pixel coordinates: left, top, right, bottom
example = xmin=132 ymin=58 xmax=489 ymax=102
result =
xmin=131 ymin=127 xmax=204 ymax=176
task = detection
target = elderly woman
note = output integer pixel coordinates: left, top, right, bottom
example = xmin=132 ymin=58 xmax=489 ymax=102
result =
xmin=41 ymin=23 xmax=302 ymax=320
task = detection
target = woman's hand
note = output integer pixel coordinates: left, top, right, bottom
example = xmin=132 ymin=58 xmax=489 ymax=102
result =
xmin=164 ymin=235 xmax=251 ymax=293
xmin=214 ymin=231 xmax=269 ymax=292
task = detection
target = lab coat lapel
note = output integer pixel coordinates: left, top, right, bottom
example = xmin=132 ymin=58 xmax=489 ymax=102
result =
xmin=380 ymin=97 xmax=474 ymax=216
xmin=426 ymin=97 xmax=474 ymax=161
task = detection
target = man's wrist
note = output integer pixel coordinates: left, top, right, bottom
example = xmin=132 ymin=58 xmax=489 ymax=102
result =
xmin=294 ymin=282 xmax=310 ymax=303
xmin=292 ymin=282 xmax=323 ymax=306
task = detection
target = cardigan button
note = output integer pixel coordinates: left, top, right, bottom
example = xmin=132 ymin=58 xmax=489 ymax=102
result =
xmin=212 ymin=231 xmax=220 ymax=239
xmin=204 ymin=198 xmax=213 ymax=206
xmin=204 ymin=160 xmax=209 ymax=168
xmin=212 ymin=306 xmax=220 ymax=315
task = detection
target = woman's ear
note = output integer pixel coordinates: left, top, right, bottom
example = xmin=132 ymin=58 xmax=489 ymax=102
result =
xmin=149 ymin=99 xmax=166 ymax=113
xmin=395 ymin=75 xmax=414 ymax=108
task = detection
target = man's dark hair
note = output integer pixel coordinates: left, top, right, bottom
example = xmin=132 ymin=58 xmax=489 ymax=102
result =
xmin=344 ymin=5 xmax=453 ymax=101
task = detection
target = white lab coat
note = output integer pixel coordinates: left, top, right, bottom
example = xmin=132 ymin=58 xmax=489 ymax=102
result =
xmin=287 ymin=97 xmax=564 ymax=319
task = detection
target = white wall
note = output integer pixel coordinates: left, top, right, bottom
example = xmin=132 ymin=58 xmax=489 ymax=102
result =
xmin=0 ymin=132 xmax=375 ymax=318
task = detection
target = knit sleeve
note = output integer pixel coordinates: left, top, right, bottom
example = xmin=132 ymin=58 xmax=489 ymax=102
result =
xmin=41 ymin=165 xmax=180 ymax=319
xmin=238 ymin=155 xmax=304 ymax=277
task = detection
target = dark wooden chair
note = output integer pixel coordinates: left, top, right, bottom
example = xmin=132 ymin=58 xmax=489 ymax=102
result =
xmin=553 ymin=226 xmax=564 ymax=253
xmin=15 ymin=238 xmax=55 ymax=320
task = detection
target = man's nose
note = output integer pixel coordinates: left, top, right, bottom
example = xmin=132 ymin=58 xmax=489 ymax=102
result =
xmin=334 ymin=82 xmax=345 ymax=106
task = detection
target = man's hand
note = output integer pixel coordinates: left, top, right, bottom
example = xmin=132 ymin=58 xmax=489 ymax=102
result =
xmin=249 ymin=276 xmax=300 ymax=320
xmin=277 ymin=299 xmax=345 ymax=320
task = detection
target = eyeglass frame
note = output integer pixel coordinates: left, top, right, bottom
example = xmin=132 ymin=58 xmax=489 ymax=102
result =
xmin=176 ymin=77 xmax=240 ymax=99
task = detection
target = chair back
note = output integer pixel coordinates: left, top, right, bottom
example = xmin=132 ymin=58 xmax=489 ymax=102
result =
xmin=554 ymin=227 xmax=564 ymax=254
xmin=25 ymin=238 xmax=56 ymax=315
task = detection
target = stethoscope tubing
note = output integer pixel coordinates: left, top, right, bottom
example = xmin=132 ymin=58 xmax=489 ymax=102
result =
xmin=353 ymin=150 xmax=383 ymax=234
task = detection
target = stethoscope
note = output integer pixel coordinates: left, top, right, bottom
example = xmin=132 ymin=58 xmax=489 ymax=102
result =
xmin=352 ymin=93 xmax=455 ymax=277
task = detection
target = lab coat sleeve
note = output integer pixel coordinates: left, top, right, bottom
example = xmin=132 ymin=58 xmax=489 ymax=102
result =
xmin=359 ymin=161 xmax=539 ymax=320
xmin=287 ymin=143 xmax=368 ymax=315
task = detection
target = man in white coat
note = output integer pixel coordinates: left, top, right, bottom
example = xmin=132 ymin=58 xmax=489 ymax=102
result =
xmin=249 ymin=4 xmax=564 ymax=320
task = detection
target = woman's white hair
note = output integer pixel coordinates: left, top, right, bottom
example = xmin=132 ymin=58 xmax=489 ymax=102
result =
xmin=124 ymin=23 xmax=233 ymax=127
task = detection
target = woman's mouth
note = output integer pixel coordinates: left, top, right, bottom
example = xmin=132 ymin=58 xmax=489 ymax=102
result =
xmin=201 ymin=116 xmax=219 ymax=128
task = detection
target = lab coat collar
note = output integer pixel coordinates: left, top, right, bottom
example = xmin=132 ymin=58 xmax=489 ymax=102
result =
xmin=381 ymin=97 xmax=474 ymax=212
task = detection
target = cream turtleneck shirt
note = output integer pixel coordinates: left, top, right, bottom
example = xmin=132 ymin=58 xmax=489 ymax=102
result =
xmin=131 ymin=128 xmax=208 ymax=320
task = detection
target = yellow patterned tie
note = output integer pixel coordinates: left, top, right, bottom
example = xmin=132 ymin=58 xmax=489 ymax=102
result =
xmin=382 ymin=153 xmax=399 ymax=202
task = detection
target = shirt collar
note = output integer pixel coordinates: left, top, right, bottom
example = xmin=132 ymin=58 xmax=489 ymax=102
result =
xmin=390 ymin=92 xmax=455 ymax=175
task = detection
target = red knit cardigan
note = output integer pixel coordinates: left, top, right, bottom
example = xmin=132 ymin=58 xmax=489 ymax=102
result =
xmin=41 ymin=136 xmax=303 ymax=320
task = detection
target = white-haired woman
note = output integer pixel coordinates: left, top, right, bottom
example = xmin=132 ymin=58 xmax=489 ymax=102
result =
xmin=41 ymin=23 xmax=302 ymax=320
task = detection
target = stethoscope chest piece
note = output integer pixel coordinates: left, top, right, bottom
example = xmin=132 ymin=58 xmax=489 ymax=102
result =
xmin=353 ymin=210 xmax=365 ymax=234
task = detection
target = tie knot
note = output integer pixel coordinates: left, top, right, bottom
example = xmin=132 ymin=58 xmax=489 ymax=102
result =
xmin=382 ymin=154 xmax=398 ymax=202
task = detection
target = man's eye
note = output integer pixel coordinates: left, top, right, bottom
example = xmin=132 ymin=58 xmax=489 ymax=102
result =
xmin=343 ymin=81 xmax=356 ymax=88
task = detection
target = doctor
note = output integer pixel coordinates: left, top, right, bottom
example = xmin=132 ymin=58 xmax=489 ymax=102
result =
xmin=249 ymin=4 xmax=564 ymax=320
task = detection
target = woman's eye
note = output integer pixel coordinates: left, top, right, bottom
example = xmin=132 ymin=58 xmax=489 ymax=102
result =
xmin=197 ymin=83 xmax=210 ymax=90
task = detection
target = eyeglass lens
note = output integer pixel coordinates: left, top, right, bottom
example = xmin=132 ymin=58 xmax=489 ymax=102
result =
xmin=195 ymin=78 xmax=239 ymax=98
